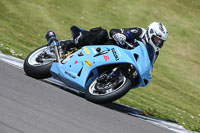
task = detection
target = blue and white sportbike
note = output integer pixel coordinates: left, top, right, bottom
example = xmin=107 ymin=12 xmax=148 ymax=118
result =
xmin=24 ymin=30 xmax=153 ymax=104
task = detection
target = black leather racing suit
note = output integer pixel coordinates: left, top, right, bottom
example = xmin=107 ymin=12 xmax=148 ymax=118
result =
xmin=60 ymin=26 xmax=159 ymax=64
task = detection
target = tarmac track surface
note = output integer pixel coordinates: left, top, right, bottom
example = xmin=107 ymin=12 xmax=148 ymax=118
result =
xmin=0 ymin=59 xmax=173 ymax=133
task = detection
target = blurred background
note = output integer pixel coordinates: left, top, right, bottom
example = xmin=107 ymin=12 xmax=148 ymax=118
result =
xmin=0 ymin=0 xmax=199 ymax=131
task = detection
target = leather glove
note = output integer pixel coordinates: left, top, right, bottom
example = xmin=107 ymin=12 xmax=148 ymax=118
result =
xmin=112 ymin=33 xmax=126 ymax=46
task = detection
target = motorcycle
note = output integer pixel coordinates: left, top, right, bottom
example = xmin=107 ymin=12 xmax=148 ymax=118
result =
xmin=24 ymin=28 xmax=153 ymax=104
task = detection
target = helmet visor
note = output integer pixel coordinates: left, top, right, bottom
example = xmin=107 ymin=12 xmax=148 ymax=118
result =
xmin=152 ymin=35 xmax=164 ymax=48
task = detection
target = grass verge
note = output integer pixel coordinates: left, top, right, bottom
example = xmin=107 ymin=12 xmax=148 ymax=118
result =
xmin=0 ymin=0 xmax=200 ymax=131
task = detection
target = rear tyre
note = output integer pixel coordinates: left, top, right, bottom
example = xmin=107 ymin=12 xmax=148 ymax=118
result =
xmin=24 ymin=45 xmax=54 ymax=79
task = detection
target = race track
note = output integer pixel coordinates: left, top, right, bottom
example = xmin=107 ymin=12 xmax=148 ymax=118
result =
xmin=0 ymin=55 xmax=179 ymax=133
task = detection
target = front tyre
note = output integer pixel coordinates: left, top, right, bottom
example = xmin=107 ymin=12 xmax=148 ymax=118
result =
xmin=85 ymin=70 xmax=132 ymax=104
xmin=24 ymin=45 xmax=55 ymax=79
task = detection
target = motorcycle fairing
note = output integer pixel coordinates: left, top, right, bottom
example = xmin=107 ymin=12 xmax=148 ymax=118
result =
xmin=50 ymin=41 xmax=153 ymax=92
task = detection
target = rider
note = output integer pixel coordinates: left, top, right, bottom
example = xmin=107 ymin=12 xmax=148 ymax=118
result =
xmin=46 ymin=22 xmax=168 ymax=64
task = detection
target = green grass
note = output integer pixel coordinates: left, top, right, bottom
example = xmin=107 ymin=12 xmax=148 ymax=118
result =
xmin=0 ymin=0 xmax=200 ymax=131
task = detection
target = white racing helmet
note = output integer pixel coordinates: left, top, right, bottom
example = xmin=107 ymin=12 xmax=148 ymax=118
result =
xmin=145 ymin=22 xmax=168 ymax=52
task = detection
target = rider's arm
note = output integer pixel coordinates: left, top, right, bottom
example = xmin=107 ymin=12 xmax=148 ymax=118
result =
xmin=109 ymin=27 xmax=145 ymax=48
xmin=154 ymin=51 xmax=159 ymax=63
xmin=110 ymin=27 xmax=145 ymax=41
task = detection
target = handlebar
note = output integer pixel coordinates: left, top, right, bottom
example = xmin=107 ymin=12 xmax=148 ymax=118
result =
xmin=121 ymin=39 xmax=134 ymax=49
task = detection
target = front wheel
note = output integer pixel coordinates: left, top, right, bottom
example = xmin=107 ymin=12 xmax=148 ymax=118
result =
xmin=85 ymin=69 xmax=132 ymax=104
xmin=24 ymin=45 xmax=56 ymax=79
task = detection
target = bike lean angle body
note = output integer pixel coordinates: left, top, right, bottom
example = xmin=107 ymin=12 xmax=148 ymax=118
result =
xmin=24 ymin=32 xmax=153 ymax=104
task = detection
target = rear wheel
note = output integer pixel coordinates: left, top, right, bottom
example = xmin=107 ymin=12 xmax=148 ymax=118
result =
xmin=24 ymin=45 xmax=56 ymax=79
xmin=85 ymin=69 xmax=132 ymax=104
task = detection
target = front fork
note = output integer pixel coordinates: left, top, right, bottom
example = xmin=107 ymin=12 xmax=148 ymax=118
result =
xmin=117 ymin=64 xmax=138 ymax=85
xmin=106 ymin=64 xmax=137 ymax=82
xmin=107 ymin=67 xmax=119 ymax=80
